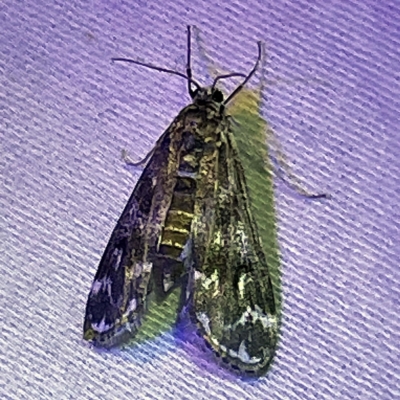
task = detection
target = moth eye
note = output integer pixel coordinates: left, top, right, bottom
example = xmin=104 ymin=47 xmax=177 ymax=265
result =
xmin=212 ymin=90 xmax=224 ymax=103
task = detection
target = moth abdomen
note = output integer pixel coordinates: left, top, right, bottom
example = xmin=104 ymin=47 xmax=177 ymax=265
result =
xmin=153 ymin=127 xmax=204 ymax=296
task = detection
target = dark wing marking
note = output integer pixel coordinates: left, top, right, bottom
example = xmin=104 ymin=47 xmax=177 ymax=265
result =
xmin=84 ymin=118 xmax=184 ymax=347
xmin=189 ymin=129 xmax=278 ymax=375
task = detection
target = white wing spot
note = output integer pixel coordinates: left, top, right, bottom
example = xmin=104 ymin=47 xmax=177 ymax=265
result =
xmin=134 ymin=261 xmax=153 ymax=277
xmin=91 ymin=280 xmax=103 ymax=295
xmin=127 ymin=298 xmax=137 ymax=313
xmin=238 ymin=340 xmax=261 ymax=364
xmin=179 ymin=238 xmax=195 ymax=265
xmin=225 ymin=306 xmax=276 ymax=334
xmin=238 ymin=273 xmax=250 ymax=299
xmin=92 ymin=317 xmax=113 ymax=333
xmin=91 ymin=277 xmax=113 ymax=298
xmin=163 ymin=274 xmax=174 ymax=292
xmin=254 ymin=305 xmax=277 ymax=329
xmin=194 ymin=270 xmax=203 ymax=281
xmin=235 ymin=222 xmax=250 ymax=261
xmin=197 ymin=312 xmax=212 ymax=336
xmin=229 ymin=348 xmax=238 ymax=358
xmin=213 ymin=230 xmax=222 ymax=247
xmin=112 ymin=248 xmax=124 ymax=270
xmin=211 ymin=336 xmax=219 ymax=347
xmin=238 ymin=341 xmax=250 ymax=362
xmin=142 ymin=262 xmax=152 ymax=273
xmin=201 ymin=270 xmax=219 ymax=297
xmin=176 ymin=169 xmax=196 ymax=178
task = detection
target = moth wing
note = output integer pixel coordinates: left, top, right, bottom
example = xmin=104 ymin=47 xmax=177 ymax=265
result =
xmin=190 ymin=132 xmax=278 ymax=374
xmin=84 ymin=122 xmax=181 ymax=347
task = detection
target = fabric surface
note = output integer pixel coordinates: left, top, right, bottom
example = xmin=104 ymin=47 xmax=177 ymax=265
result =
xmin=1 ymin=0 xmax=399 ymax=399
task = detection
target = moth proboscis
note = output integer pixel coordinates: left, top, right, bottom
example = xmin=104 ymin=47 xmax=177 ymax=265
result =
xmin=84 ymin=26 xmax=278 ymax=376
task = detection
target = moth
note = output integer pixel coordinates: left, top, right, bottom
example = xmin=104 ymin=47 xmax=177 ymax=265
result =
xmin=84 ymin=26 xmax=278 ymax=375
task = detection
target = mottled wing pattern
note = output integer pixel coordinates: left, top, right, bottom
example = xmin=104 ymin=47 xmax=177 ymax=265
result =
xmin=83 ymin=120 xmax=183 ymax=347
xmin=190 ymin=129 xmax=278 ymax=375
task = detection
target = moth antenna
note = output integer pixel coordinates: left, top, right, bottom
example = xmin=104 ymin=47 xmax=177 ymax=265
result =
xmin=186 ymin=25 xmax=195 ymax=97
xmin=224 ymin=41 xmax=262 ymax=105
xmin=112 ymin=57 xmax=202 ymax=90
xmin=211 ymin=72 xmax=247 ymax=90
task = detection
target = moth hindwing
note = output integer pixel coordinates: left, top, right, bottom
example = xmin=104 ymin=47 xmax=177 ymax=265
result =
xmin=84 ymin=26 xmax=278 ymax=375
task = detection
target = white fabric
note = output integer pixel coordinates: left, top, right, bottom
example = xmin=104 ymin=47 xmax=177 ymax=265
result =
xmin=1 ymin=0 xmax=399 ymax=399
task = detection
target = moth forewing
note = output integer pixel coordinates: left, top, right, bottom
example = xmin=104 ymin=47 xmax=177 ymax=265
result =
xmin=83 ymin=119 xmax=183 ymax=346
xmin=187 ymin=123 xmax=278 ymax=375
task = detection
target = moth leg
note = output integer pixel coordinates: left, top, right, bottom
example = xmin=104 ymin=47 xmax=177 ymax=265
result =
xmin=193 ymin=26 xmax=230 ymax=79
xmin=121 ymin=146 xmax=155 ymax=168
xmin=268 ymin=136 xmax=329 ymax=198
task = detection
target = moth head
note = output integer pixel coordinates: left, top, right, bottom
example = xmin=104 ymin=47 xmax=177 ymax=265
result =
xmin=192 ymin=87 xmax=224 ymax=105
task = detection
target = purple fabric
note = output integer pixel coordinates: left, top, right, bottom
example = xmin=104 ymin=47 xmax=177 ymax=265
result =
xmin=2 ymin=0 xmax=399 ymax=399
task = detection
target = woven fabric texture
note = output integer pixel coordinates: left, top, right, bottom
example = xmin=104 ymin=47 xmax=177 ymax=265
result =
xmin=1 ymin=0 xmax=399 ymax=399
